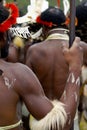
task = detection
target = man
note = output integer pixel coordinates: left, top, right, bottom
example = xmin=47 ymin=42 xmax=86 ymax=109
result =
xmin=76 ymin=1 xmax=87 ymax=130
xmin=76 ymin=0 xmax=87 ymax=43
xmin=0 ymin=4 xmax=83 ymax=130
xmin=25 ymin=6 xmax=87 ymax=130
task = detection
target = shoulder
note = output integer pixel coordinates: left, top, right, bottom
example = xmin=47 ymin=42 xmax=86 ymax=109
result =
xmin=26 ymin=42 xmax=46 ymax=60
xmin=27 ymin=42 xmax=43 ymax=53
xmin=10 ymin=62 xmax=34 ymax=81
xmin=80 ymin=41 xmax=87 ymax=52
xmin=13 ymin=62 xmax=34 ymax=76
xmin=80 ymin=41 xmax=87 ymax=47
xmin=12 ymin=63 xmax=42 ymax=93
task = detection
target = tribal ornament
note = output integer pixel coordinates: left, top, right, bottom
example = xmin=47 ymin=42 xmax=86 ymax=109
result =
xmin=0 ymin=3 xmax=19 ymax=32
xmin=63 ymin=0 xmax=70 ymax=15
xmin=9 ymin=26 xmax=42 ymax=39
xmin=29 ymin=100 xmax=67 ymax=130
xmin=10 ymin=26 xmax=31 ymax=39
xmin=67 ymin=72 xmax=80 ymax=86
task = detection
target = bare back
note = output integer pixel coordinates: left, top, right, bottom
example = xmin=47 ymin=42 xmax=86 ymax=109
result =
xmin=0 ymin=60 xmax=22 ymax=128
xmin=26 ymin=39 xmax=69 ymax=100
xmin=0 ymin=60 xmax=53 ymax=129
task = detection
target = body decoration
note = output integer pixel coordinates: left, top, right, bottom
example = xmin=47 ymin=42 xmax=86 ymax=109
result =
xmin=0 ymin=120 xmax=22 ymax=130
xmin=0 ymin=3 xmax=19 ymax=32
xmin=29 ymin=100 xmax=67 ymax=130
xmin=46 ymin=33 xmax=69 ymax=41
xmin=46 ymin=28 xmax=69 ymax=41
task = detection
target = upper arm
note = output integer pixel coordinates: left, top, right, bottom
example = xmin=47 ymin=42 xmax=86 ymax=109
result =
xmin=15 ymin=64 xmax=53 ymax=119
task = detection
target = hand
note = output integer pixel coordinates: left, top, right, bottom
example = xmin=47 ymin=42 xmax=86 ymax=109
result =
xmin=62 ymin=37 xmax=83 ymax=69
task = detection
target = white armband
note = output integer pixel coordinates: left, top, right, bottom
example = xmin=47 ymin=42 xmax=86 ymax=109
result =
xmin=29 ymin=100 xmax=67 ymax=130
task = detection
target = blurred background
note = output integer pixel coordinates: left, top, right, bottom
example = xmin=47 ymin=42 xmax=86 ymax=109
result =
xmin=6 ymin=0 xmax=83 ymax=16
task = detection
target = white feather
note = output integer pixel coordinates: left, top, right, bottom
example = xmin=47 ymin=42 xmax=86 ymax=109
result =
xmin=29 ymin=100 xmax=67 ymax=130
xmin=63 ymin=0 xmax=70 ymax=15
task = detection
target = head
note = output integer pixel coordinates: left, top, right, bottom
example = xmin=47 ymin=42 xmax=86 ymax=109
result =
xmin=76 ymin=1 xmax=87 ymax=42
xmin=36 ymin=6 xmax=66 ymax=29
xmin=0 ymin=3 xmax=19 ymax=58
xmin=15 ymin=0 xmax=49 ymax=43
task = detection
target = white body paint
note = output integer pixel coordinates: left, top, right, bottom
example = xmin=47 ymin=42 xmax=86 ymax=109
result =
xmin=3 ymin=75 xmax=16 ymax=89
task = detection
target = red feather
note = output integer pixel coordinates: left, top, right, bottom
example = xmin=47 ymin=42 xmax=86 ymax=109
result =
xmin=36 ymin=16 xmax=53 ymax=27
xmin=57 ymin=0 xmax=60 ymax=7
xmin=0 ymin=3 xmax=19 ymax=32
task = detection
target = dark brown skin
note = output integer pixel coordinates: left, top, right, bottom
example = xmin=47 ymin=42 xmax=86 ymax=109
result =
xmin=0 ymin=31 xmax=83 ymax=130
xmin=26 ymin=40 xmax=69 ymax=99
xmin=6 ymin=43 xmax=19 ymax=63
xmin=26 ymin=27 xmax=84 ymax=130
xmin=0 ymin=60 xmax=53 ymax=129
xmin=26 ymin=29 xmax=69 ymax=100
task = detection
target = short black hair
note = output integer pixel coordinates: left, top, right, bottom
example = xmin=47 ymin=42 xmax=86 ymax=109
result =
xmin=40 ymin=6 xmax=66 ymax=26
xmin=76 ymin=1 xmax=87 ymax=43
xmin=76 ymin=0 xmax=87 ymax=26
xmin=0 ymin=4 xmax=10 ymax=24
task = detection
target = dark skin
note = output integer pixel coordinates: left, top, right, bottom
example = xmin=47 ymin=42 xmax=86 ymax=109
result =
xmin=0 ymin=60 xmax=53 ymax=127
xmin=0 ymin=31 xmax=83 ymax=130
xmin=26 ymin=39 xmax=69 ymax=99
xmin=26 ymin=28 xmax=87 ymax=99
xmin=26 ymin=28 xmax=70 ymax=100
xmin=6 ymin=43 xmax=19 ymax=63
xmin=25 ymin=25 xmax=86 ymax=129
xmin=75 ymin=5 xmax=87 ymax=123
xmin=6 ymin=38 xmax=31 ymax=64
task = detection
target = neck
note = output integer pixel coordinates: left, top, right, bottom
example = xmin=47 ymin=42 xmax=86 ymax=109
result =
xmin=46 ymin=28 xmax=69 ymax=41
xmin=48 ymin=28 xmax=69 ymax=36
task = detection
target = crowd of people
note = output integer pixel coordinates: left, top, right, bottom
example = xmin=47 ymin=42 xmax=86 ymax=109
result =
xmin=0 ymin=0 xmax=87 ymax=130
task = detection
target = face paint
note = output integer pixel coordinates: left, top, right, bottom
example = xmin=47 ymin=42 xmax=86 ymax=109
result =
xmin=76 ymin=77 xmax=80 ymax=86
xmin=68 ymin=116 xmax=71 ymax=125
xmin=67 ymin=72 xmax=80 ymax=86
xmin=67 ymin=73 xmax=75 ymax=83
xmin=2 ymin=74 xmax=16 ymax=89
xmin=74 ymin=92 xmax=77 ymax=102
xmin=67 ymin=112 xmax=71 ymax=125
xmin=63 ymin=90 xmax=67 ymax=100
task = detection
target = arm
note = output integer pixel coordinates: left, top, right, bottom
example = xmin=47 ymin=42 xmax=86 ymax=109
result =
xmin=60 ymin=37 xmax=83 ymax=129
xmin=80 ymin=41 xmax=87 ymax=66
xmin=15 ymin=64 xmax=53 ymax=119
xmin=16 ymin=65 xmax=67 ymax=130
xmin=22 ymin=38 xmax=83 ymax=130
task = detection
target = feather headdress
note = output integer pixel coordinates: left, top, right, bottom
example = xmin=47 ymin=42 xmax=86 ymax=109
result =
xmin=0 ymin=3 xmax=19 ymax=32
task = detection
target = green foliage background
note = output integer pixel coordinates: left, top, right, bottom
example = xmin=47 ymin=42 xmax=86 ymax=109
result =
xmin=6 ymin=0 xmax=82 ymax=15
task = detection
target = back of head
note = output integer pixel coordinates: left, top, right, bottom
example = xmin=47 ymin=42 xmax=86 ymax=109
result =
xmin=36 ymin=6 xmax=66 ymax=27
xmin=0 ymin=3 xmax=19 ymax=32
xmin=0 ymin=4 xmax=9 ymax=24
xmin=76 ymin=0 xmax=87 ymax=42
xmin=76 ymin=0 xmax=87 ymax=26
xmin=0 ymin=3 xmax=19 ymax=58
xmin=0 ymin=4 xmax=10 ymax=58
